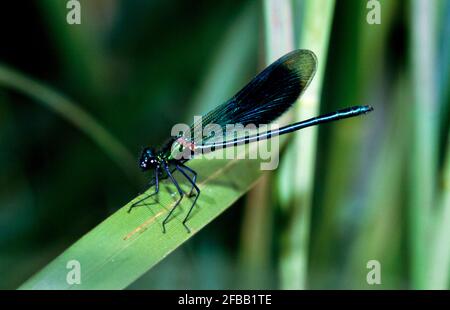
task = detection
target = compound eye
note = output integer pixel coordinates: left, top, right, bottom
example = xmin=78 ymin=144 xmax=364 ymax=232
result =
xmin=144 ymin=148 xmax=153 ymax=157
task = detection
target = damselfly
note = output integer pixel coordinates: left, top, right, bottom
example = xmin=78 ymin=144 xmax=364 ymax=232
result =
xmin=128 ymin=49 xmax=373 ymax=233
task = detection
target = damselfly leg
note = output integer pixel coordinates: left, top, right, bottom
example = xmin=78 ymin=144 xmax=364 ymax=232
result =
xmin=180 ymin=163 xmax=198 ymax=197
xmin=162 ymin=163 xmax=184 ymax=233
xmin=175 ymin=164 xmax=200 ymax=233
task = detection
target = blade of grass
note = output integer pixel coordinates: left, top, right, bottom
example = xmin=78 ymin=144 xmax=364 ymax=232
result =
xmin=307 ymin=1 xmax=361 ymax=281
xmin=19 ymin=147 xmax=266 ymax=289
xmin=0 ymin=65 xmax=136 ymax=181
xmin=345 ymin=74 xmax=411 ymax=288
xmin=335 ymin=0 xmax=398 ymax=288
xmin=236 ymin=0 xmax=295 ymax=289
xmin=437 ymin=0 xmax=450 ymax=129
xmin=428 ymin=135 xmax=450 ymax=289
xmin=277 ymin=0 xmax=335 ymax=289
xmin=410 ymin=0 xmax=438 ymax=289
xmin=239 ymin=174 xmax=273 ymax=288
xmin=263 ymin=0 xmax=295 ymax=62
xmin=427 ymin=0 xmax=450 ymax=289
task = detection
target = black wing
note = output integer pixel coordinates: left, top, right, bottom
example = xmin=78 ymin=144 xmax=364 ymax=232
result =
xmin=168 ymin=49 xmax=317 ymax=160
xmin=190 ymin=49 xmax=317 ymax=140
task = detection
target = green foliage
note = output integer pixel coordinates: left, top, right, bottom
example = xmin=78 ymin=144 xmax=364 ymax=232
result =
xmin=0 ymin=0 xmax=449 ymax=290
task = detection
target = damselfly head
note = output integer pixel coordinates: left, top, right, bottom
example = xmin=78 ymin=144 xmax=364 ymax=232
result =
xmin=139 ymin=147 xmax=158 ymax=171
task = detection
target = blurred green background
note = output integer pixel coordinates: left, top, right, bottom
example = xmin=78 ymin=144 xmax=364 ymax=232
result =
xmin=0 ymin=0 xmax=449 ymax=289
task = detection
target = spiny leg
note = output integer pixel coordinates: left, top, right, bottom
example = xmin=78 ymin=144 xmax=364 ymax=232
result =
xmin=128 ymin=167 xmax=159 ymax=213
xmin=162 ymin=163 xmax=184 ymax=233
xmin=175 ymin=165 xmax=200 ymax=233
xmin=180 ymin=163 xmax=197 ymax=197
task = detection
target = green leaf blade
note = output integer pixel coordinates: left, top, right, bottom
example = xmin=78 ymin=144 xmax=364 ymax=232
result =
xmin=19 ymin=157 xmax=262 ymax=290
